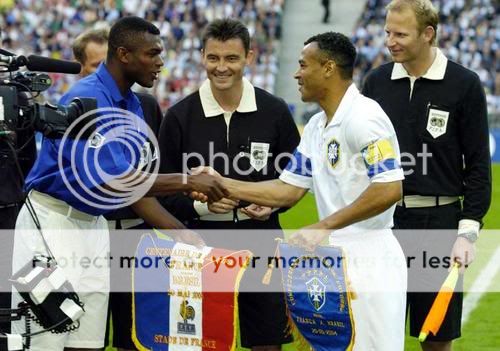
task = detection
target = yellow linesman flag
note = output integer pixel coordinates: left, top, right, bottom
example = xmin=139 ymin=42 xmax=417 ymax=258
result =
xmin=419 ymin=263 xmax=460 ymax=342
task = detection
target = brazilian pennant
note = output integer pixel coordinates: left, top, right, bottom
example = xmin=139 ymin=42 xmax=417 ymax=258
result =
xmin=279 ymin=243 xmax=355 ymax=351
xmin=132 ymin=233 xmax=251 ymax=351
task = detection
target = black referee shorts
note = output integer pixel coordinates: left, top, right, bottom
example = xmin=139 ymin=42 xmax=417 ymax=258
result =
xmin=394 ymin=201 xmax=462 ymax=341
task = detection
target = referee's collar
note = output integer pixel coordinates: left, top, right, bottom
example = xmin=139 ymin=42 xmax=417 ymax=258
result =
xmin=199 ymin=77 xmax=257 ymax=118
xmin=391 ymin=48 xmax=448 ymax=81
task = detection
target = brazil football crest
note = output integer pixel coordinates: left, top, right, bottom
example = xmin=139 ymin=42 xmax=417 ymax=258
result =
xmin=327 ymin=139 xmax=340 ymax=168
xmin=306 ymin=276 xmax=326 ymax=311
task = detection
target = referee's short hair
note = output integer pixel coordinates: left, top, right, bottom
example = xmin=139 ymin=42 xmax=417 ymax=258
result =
xmin=107 ymin=16 xmax=160 ymax=61
xmin=73 ymin=28 xmax=109 ymax=65
xmin=304 ymin=32 xmax=357 ymax=80
xmin=202 ymin=18 xmax=251 ymax=55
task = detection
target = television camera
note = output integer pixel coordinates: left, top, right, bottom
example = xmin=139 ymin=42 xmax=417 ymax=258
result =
xmin=0 ymin=50 xmax=97 ymax=350
xmin=0 ymin=49 xmax=97 ymax=140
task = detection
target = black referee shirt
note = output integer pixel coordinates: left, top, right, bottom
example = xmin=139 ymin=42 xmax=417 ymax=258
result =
xmin=362 ymin=55 xmax=491 ymax=222
xmin=159 ymin=82 xmax=300 ymax=224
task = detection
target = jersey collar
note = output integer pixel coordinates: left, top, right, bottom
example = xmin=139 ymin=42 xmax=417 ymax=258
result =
xmin=96 ymin=63 xmax=139 ymax=107
xmin=391 ymin=48 xmax=448 ymax=81
xmin=322 ymin=83 xmax=360 ymax=128
xmin=199 ymin=77 xmax=257 ymax=118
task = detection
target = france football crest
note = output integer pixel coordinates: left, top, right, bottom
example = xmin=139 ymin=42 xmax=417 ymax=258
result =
xmin=327 ymin=139 xmax=340 ymax=168
xmin=178 ymin=299 xmax=196 ymax=335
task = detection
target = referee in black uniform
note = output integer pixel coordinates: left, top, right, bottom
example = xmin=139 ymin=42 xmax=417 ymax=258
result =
xmin=159 ymin=19 xmax=300 ymax=350
xmin=362 ymin=1 xmax=491 ymax=350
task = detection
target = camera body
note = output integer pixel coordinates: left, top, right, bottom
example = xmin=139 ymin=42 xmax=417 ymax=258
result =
xmin=0 ymin=74 xmax=97 ymax=139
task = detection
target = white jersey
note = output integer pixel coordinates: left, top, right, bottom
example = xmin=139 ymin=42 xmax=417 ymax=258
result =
xmin=281 ymin=83 xmax=404 ymax=235
xmin=281 ymin=84 xmax=407 ymax=350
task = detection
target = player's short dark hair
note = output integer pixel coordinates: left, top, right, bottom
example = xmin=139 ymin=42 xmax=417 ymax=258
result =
xmin=202 ymin=18 xmax=251 ymax=54
xmin=108 ymin=16 xmax=160 ymax=60
xmin=73 ymin=28 xmax=109 ymax=64
xmin=304 ymin=32 xmax=357 ymax=80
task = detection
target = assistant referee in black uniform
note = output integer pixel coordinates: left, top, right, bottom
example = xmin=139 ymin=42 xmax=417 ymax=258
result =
xmin=159 ymin=19 xmax=300 ymax=350
xmin=362 ymin=1 xmax=491 ymax=350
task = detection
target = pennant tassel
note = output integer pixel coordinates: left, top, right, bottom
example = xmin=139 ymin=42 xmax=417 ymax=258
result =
xmin=262 ymin=238 xmax=283 ymax=285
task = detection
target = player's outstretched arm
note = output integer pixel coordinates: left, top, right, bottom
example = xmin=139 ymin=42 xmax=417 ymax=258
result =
xmin=225 ymin=178 xmax=308 ymax=208
xmin=107 ymin=171 xmax=228 ymax=203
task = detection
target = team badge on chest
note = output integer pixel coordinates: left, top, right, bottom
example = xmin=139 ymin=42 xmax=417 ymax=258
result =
xmin=327 ymin=139 xmax=340 ymax=168
xmin=426 ymin=108 xmax=449 ymax=138
xmin=88 ymin=132 xmax=105 ymax=149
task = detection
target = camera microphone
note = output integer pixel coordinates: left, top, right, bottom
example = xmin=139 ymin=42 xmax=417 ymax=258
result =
xmin=26 ymin=55 xmax=81 ymax=74
xmin=0 ymin=54 xmax=81 ymax=74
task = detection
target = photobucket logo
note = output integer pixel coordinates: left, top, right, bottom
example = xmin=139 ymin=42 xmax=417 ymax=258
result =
xmin=181 ymin=142 xmax=296 ymax=179
xmin=57 ymin=107 xmax=159 ymax=210
xmin=181 ymin=142 xmax=433 ymax=179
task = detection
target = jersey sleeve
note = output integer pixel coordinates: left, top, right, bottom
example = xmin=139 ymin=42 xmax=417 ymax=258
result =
xmin=348 ymin=103 xmax=404 ymax=183
xmin=58 ymin=89 xmax=132 ymax=188
xmin=279 ymin=120 xmax=314 ymax=189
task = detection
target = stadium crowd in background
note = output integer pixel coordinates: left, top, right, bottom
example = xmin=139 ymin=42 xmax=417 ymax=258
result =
xmin=352 ymin=0 xmax=499 ymax=114
xmin=0 ymin=0 xmax=283 ymax=110
xmin=1 ymin=0 xmax=496 ymax=116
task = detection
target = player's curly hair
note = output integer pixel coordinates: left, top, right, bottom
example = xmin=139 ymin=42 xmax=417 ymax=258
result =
xmin=304 ymin=32 xmax=357 ymax=80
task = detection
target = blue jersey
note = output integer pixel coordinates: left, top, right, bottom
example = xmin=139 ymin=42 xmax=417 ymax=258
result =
xmin=26 ymin=63 xmax=146 ymax=215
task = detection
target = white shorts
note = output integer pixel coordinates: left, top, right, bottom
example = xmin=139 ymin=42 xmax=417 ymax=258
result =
xmin=330 ymin=229 xmax=407 ymax=351
xmin=12 ymin=194 xmax=110 ymax=350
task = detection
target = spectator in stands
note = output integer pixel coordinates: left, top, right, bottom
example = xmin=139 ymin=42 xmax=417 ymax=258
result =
xmin=321 ymin=0 xmax=331 ymax=23
xmin=0 ymin=0 xmax=285 ymax=111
